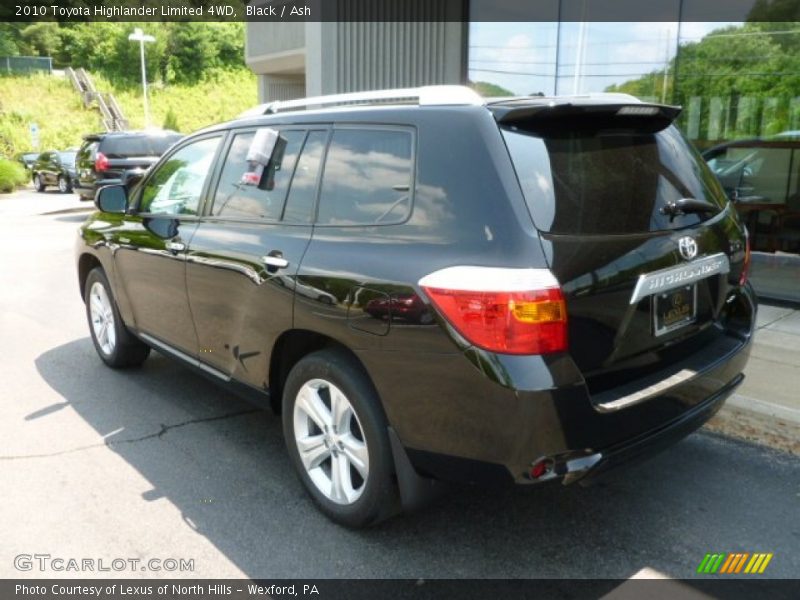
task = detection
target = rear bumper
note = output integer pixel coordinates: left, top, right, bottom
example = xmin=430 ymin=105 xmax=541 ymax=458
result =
xmin=371 ymin=286 xmax=756 ymax=486
xmin=74 ymin=178 xmax=122 ymax=199
xmin=572 ymin=372 xmax=741 ymax=486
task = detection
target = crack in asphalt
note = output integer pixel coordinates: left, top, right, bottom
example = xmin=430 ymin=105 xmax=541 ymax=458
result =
xmin=0 ymin=409 xmax=261 ymax=461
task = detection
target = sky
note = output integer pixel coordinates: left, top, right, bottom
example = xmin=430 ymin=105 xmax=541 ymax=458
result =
xmin=468 ymin=22 xmax=741 ymax=96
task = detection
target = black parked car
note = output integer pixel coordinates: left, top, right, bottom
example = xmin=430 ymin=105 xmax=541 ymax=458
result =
xmin=703 ymin=137 xmax=800 ymax=252
xmin=75 ymin=87 xmax=756 ymax=527
xmin=74 ymin=130 xmax=183 ymax=201
xmin=32 ymin=150 xmax=78 ymax=193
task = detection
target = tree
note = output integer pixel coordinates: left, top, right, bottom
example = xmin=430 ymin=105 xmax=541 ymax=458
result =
xmin=1 ymin=21 xmax=247 ymax=86
xmin=0 ymin=23 xmax=20 ymax=56
xmin=606 ymin=22 xmax=800 ymax=140
xmin=163 ymin=107 xmax=180 ymax=132
xmin=469 ymin=81 xmax=515 ymax=97
xmin=19 ymin=23 xmax=62 ymax=59
xmin=166 ymin=23 xmax=220 ymax=83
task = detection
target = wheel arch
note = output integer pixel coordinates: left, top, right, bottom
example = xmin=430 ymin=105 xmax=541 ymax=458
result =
xmin=268 ymin=329 xmax=379 ymax=416
xmin=77 ymin=253 xmax=102 ymax=300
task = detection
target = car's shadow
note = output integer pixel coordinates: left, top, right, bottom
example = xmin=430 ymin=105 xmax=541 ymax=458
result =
xmin=50 ymin=213 xmax=92 ymax=223
xmin=34 ymin=339 xmax=795 ymax=579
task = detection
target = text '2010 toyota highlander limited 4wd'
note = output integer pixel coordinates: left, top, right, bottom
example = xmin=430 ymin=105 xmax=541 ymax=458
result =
xmin=76 ymin=86 xmax=756 ymax=527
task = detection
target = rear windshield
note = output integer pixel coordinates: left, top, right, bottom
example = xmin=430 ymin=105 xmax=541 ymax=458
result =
xmin=99 ymin=134 xmax=182 ymax=158
xmin=502 ymin=124 xmax=728 ymax=234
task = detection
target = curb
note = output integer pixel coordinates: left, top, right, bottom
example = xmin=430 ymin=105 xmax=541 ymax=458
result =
xmin=704 ymin=393 xmax=800 ymax=456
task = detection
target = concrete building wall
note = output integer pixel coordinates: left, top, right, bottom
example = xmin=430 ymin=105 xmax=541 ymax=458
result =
xmin=246 ymin=21 xmax=305 ymax=57
xmin=257 ymin=74 xmax=306 ymax=102
xmin=246 ymin=0 xmax=467 ymax=102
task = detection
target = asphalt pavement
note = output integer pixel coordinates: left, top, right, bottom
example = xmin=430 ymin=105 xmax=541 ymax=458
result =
xmin=1 ymin=188 xmax=798 ymax=580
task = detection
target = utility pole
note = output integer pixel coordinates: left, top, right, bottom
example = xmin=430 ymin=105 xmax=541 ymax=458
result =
xmin=128 ymin=28 xmax=155 ymax=128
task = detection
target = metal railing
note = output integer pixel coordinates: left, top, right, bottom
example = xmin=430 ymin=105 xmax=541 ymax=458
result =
xmin=64 ymin=67 xmax=128 ymax=131
xmin=1 ymin=56 xmax=52 ymax=75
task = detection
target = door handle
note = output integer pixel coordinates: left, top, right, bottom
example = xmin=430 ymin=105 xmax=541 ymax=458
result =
xmin=262 ymin=255 xmax=289 ymax=269
xmin=166 ymin=241 xmax=185 ymax=253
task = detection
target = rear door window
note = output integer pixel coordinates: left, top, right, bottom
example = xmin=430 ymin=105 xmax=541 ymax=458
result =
xmin=317 ymin=128 xmax=413 ymax=226
xmin=212 ymin=129 xmax=306 ymax=220
xmin=503 ymin=125 xmax=727 ymax=234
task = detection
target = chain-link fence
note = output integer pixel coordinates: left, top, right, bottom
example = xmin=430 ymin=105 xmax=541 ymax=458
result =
xmin=1 ymin=56 xmax=52 ymax=75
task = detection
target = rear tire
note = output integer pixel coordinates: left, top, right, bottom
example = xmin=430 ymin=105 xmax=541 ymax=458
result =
xmin=282 ymin=349 xmax=398 ymax=527
xmin=33 ymin=174 xmax=45 ymax=192
xmin=84 ymin=267 xmax=150 ymax=368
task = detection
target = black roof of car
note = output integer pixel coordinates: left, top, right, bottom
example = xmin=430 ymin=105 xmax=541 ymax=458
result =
xmin=194 ymin=87 xmax=681 ymax=139
xmin=82 ymin=130 xmax=182 ymax=142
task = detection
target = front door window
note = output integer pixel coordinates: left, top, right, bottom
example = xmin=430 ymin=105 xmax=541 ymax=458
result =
xmin=138 ymin=137 xmax=221 ymax=216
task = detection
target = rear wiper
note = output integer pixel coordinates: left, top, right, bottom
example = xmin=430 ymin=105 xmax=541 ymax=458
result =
xmin=660 ymin=198 xmax=720 ymax=221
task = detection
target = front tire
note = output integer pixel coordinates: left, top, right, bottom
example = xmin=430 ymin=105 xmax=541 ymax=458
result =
xmin=283 ymin=349 xmax=398 ymax=527
xmin=84 ymin=267 xmax=150 ymax=368
xmin=57 ymin=175 xmax=71 ymax=194
xmin=33 ymin=174 xmax=45 ymax=192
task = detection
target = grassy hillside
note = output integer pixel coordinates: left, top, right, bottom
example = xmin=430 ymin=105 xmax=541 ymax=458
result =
xmin=0 ymin=69 xmax=257 ymax=156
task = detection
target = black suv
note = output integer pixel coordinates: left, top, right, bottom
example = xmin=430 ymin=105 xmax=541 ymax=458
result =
xmin=74 ymin=130 xmax=183 ymax=201
xmin=703 ymin=137 xmax=800 ymax=253
xmin=16 ymin=152 xmax=39 ymax=172
xmin=32 ymin=150 xmax=78 ymax=193
xmin=75 ymin=87 xmax=756 ymax=527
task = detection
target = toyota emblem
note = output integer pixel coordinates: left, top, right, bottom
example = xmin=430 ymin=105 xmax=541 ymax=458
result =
xmin=678 ymin=236 xmax=698 ymax=260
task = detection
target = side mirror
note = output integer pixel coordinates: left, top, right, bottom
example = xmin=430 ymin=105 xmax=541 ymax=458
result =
xmin=95 ymin=185 xmax=128 ymax=214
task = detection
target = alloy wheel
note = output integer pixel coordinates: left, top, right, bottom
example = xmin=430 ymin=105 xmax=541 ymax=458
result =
xmin=89 ymin=281 xmax=116 ymax=356
xmin=293 ymin=378 xmax=369 ymax=505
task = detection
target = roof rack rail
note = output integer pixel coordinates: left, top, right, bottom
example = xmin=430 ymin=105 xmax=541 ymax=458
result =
xmin=237 ymin=85 xmax=485 ymax=119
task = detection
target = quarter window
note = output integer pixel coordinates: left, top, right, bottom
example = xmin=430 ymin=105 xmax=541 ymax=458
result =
xmin=138 ymin=137 xmax=221 ymax=216
xmin=317 ymin=129 xmax=413 ymax=226
xmin=212 ymin=129 xmax=305 ymax=220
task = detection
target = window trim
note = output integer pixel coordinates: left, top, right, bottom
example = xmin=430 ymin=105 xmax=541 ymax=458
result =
xmin=282 ymin=127 xmax=332 ymax=225
xmin=312 ymin=124 xmax=417 ymax=228
xmin=132 ymin=131 xmax=227 ymax=218
xmin=202 ymin=126 xmax=317 ymax=224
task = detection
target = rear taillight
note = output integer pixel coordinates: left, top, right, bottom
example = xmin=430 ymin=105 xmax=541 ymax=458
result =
xmin=739 ymin=231 xmax=751 ymax=286
xmin=419 ymin=267 xmax=568 ymax=355
xmin=94 ymin=152 xmax=109 ymax=173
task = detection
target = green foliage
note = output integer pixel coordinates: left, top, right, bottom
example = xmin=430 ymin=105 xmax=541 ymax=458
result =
xmin=19 ymin=23 xmax=62 ymax=57
xmin=0 ymin=158 xmax=28 ymax=193
xmin=606 ymin=22 xmax=800 ymax=141
xmin=162 ymin=106 xmax=180 ymax=131
xmin=0 ymin=23 xmax=21 ymax=55
xmin=605 ymin=72 xmax=669 ymax=103
xmin=470 ymin=80 xmax=515 ymax=97
xmin=0 ymin=70 xmax=257 ymax=156
xmin=0 ymin=22 xmax=246 ymax=87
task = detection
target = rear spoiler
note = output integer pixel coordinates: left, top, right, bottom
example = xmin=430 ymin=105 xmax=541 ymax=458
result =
xmin=489 ymin=101 xmax=682 ymax=133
